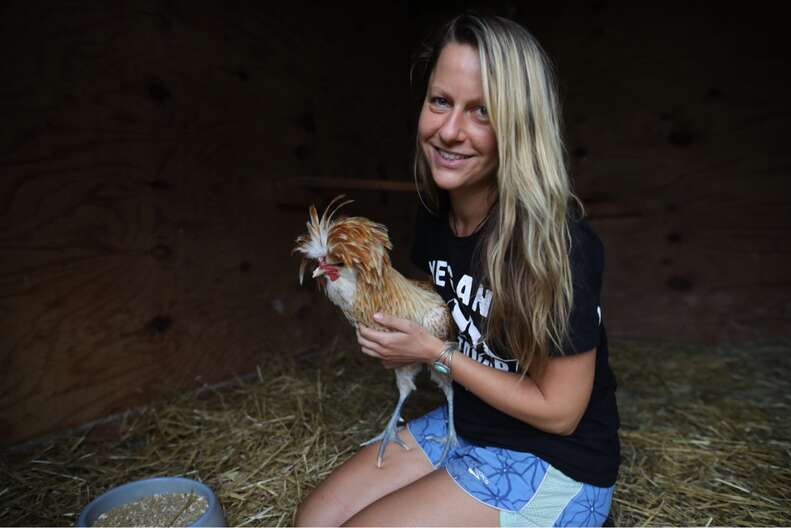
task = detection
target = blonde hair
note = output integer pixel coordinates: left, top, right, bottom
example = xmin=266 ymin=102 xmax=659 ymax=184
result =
xmin=413 ymin=14 xmax=584 ymax=375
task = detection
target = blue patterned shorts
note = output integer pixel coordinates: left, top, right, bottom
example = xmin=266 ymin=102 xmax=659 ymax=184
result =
xmin=408 ymin=406 xmax=614 ymax=527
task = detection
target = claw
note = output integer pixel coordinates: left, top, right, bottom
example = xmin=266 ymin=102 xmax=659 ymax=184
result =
xmin=360 ymin=428 xmax=409 ymax=450
xmin=425 ymin=379 xmax=458 ymax=468
xmin=361 ymin=394 xmax=411 ymax=468
xmin=394 ymin=434 xmax=409 ymax=450
xmin=426 ymin=425 xmax=458 ymax=467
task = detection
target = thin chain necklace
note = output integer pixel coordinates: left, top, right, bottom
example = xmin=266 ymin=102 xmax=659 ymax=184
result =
xmin=449 ymin=201 xmax=496 ymax=237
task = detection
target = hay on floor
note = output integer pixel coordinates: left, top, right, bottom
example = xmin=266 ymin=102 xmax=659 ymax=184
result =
xmin=1 ymin=337 xmax=790 ymax=526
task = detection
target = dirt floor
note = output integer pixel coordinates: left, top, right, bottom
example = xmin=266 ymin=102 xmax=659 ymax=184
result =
xmin=2 ymin=336 xmax=790 ymax=526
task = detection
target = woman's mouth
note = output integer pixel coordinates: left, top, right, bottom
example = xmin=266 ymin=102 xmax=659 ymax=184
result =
xmin=433 ymin=145 xmax=473 ymax=167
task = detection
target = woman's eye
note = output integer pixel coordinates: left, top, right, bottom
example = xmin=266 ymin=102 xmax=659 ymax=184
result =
xmin=429 ymin=96 xmax=449 ymax=107
xmin=475 ymin=106 xmax=489 ymax=119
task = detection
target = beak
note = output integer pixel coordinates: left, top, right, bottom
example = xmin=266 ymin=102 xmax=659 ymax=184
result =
xmin=312 ymin=265 xmax=326 ymax=279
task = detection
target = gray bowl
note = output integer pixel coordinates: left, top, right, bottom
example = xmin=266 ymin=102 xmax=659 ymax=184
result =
xmin=76 ymin=476 xmax=226 ymax=527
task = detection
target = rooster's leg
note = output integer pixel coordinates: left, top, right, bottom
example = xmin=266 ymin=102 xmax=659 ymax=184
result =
xmin=360 ymin=388 xmax=411 ymax=451
xmin=427 ymin=372 xmax=459 ymax=467
xmin=360 ymin=365 xmax=420 ymax=468
xmin=362 ymin=390 xmax=412 ymax=468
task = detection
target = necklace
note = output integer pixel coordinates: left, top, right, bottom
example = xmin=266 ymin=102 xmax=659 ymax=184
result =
xmin=449 ymin=202 xmax=496 ymax=237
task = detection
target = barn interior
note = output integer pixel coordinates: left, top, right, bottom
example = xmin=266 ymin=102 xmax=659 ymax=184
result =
xmin=1 ymin=1 xmax=789 ymax=526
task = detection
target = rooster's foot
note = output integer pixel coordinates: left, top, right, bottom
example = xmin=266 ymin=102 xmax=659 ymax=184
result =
xmin=425 ymin=422 xmax=459 ymax=467
xmin=360 ymin=428 xmax=409 ymax=451
xmin=361 ymin=415 xmax=410 ymax=468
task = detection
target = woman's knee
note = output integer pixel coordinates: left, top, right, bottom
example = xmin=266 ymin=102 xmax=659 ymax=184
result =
xmin=294 ymin=494 xmax=337 ymax=527
xmin=293 ymin=502 xmax=309 ymax=527
xmin=295 ymin=428 xmax=434 ymax=526
xmin=294 ymin=491 xmax=346 ymax=526
xmin=293 ymin=499 xmax=313 ymax=527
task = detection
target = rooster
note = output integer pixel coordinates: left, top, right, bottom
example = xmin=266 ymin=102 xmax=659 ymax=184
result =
xmin=293 ymin=195 xmax=457 ymax=468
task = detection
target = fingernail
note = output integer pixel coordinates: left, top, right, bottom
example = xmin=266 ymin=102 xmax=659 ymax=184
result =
xmin=373 ymin=313 xmax=382 ymax=320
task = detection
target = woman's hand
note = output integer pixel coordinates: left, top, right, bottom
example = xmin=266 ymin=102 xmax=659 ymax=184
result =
xmin=356 ymin=313 xmax=444 ymax=368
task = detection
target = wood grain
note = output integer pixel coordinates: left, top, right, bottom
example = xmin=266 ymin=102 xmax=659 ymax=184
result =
xmin=1 ymin=1 xmax=789 ymax=445
xmin=0 ymin=1 xmax=411 ymax=445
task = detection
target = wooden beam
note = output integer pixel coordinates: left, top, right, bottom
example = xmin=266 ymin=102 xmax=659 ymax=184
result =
xmin=284 ymin=177 xmax=415 ymax=192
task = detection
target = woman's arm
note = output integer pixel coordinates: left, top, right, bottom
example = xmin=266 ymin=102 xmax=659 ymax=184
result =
xmin=357 ymin=313 xmax=596 ymax=436
xmin=451 ymin=344 xmax=595 ymax=435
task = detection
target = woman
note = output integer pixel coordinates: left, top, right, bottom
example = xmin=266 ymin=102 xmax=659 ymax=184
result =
xmin=295 ymin=14 xmax=620 ymax=527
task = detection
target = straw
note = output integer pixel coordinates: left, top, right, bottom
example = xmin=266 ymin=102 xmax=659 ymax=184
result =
xmin=2 ymin=337 xmax=789 ymax=526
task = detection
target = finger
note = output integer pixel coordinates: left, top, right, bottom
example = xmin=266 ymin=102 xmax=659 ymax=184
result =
xmin=357 ymin=333 xmax=381 ymax=351
xmin=358 ymin=324 xmax=395 ymax=346
xmin=357 ymin=324 xmax=383 ymax=341
xmin=373 ymin=313 xmax=414 ymax=333
xmin=360 ymin=346 xmax=381 ymax=358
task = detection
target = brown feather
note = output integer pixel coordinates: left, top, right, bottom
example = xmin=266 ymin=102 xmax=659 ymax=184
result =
xmin=293 ymin=195 xmax=453 ymax=341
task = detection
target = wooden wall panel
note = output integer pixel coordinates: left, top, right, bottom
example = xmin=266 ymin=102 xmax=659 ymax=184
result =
xmin=1 ymin=1 xmax=788 ymax=445
xmin=0 ymin=1 xmax=412 ymax=445
xmin=539 ymin=3 xmax=790 ymax=342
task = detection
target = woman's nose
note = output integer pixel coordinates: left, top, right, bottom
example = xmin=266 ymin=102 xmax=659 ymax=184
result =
xmin=438 ymin=109 xmax=465 ymax=144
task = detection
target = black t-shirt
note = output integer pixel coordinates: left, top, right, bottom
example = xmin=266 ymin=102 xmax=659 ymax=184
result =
xmin=410 ymin=204 xmax=621 ymax=487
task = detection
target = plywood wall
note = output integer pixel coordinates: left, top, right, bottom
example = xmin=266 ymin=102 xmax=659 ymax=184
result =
xmin=0 ymin=0 xmax=415 ymax=445
xmin=1 ymin=1 xmax=788 ymax=445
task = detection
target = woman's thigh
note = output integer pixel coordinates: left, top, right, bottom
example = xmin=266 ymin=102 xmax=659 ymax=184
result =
xmin=294 ymin=427 xmax=435 ymax=527
xmin=343 ymin=468 xmax=500 ymax=527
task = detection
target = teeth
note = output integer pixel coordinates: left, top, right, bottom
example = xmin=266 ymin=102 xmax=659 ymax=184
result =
xmin=438 ymin=148 xmax=470 ymax=161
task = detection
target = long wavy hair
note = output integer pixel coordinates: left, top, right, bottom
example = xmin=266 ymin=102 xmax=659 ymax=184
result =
xmin=413 ymin=14 xmax=584 ymax=376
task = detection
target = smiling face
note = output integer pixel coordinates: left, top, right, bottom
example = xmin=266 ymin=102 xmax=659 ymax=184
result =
xmin=418 ymin=42 xmax=498 ymax=199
